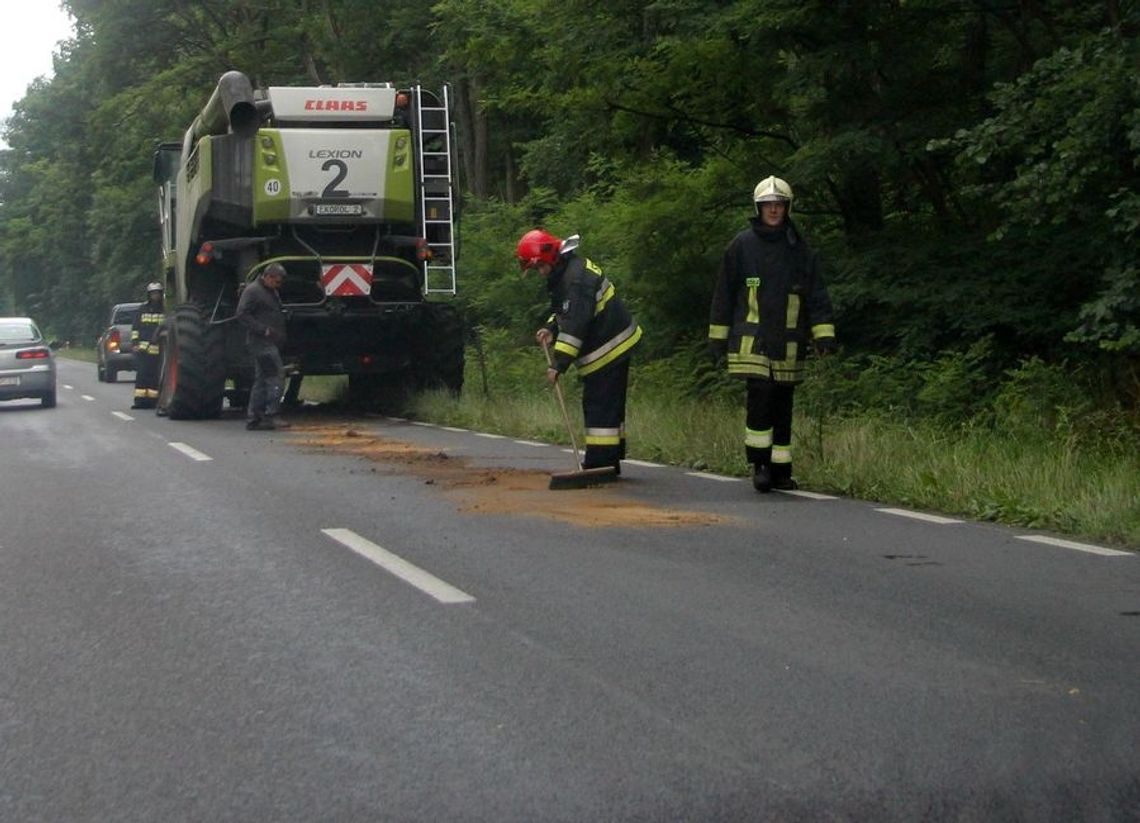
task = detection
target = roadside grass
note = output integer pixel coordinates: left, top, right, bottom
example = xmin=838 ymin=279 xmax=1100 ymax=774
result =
xmin=57 ymin=347 xmax=96 ymax=363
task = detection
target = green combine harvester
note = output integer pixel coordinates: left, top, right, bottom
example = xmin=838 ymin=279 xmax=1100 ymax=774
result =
xmin=152 ymin=71 xmax=463 ymax=419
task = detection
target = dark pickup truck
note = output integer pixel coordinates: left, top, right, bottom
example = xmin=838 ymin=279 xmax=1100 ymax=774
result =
xmin=96 ymin=302 xmax=142 ymax=383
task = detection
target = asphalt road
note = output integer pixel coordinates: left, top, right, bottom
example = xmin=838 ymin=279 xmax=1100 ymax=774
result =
xmin=1 ymin=358 xmax=1137 ymax=822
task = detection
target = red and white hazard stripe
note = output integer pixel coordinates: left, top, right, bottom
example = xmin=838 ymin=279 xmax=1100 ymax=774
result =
xmin=321 ymin=263 xmax=373 ymax=296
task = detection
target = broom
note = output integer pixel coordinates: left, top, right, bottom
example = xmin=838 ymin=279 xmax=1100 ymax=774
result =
xmin=542 ymin=339 xmax=619 ymax=490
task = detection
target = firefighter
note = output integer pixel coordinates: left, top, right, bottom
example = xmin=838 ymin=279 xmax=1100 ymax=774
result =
xmin=517 ymin=229 xmax=642 ymax=474
xmin=708 ymin=176 xmax=836 ymax=492
xmin=236 ymin=263 xmax=290 ymax=431
xmin=130 ymin=282 xmax=165 ymax=409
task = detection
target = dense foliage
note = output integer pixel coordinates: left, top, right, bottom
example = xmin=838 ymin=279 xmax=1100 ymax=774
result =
xmin=1 ymin=0 xmax=1136 ymax=412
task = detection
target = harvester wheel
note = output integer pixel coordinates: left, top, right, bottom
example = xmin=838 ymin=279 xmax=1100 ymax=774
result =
xmin=414 ymin=304 xmax=465 ymax=395
xmin=157 ymin=304 xmax=227 ymax=420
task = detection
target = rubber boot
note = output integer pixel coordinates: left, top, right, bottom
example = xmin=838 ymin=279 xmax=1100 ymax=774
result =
xmin=770 ymin=463 xmax=797 ymax=491
xmin=752 ymin=464 xmax=772 ymax=493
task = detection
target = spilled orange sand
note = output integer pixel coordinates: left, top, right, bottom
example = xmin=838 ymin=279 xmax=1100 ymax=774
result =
xmin=292 ymin=424 xmax=729 ymax=529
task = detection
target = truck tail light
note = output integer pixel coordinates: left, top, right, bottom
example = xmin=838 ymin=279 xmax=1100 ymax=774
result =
xmin=415 ymin=238 xmax=432 ymax=262
xmin=195 ymin=242 xmax=216 ymax=265
xmin=16 ymin=348 xmax=51 ymax=360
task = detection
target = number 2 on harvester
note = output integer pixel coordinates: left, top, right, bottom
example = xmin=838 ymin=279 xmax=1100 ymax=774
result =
xmin=321 ymin=159 xmax=349 ymax=197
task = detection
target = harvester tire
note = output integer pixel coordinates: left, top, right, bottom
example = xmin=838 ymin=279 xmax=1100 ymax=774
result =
xmin=157 ymin=304 xmax=227 ymax=420
xmin=415 ymin=304 xmax=465 ymax=395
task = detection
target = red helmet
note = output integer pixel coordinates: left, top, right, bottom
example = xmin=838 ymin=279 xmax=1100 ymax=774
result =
xmin=516 ymin=229 xmax=563 ymax=271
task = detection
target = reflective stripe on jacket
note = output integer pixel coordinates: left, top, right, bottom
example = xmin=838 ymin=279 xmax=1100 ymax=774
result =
xmin=131 ymin=308 xmax=165 ymax=354
xmin=545 ymin=253 xmax=641 ymax=376
xmin=708 ymin=218 xmax=834 ymax=384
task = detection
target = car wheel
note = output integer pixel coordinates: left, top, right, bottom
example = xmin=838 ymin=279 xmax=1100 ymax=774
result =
xmin=97 ymin=362 xmax=106 ymax=381
xmin=41 ymin=389 xmax=57 ymax=408
xmin=106 ymin=367 xmax=117 ymax=383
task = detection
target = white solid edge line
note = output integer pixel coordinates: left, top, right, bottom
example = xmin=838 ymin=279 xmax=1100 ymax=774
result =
xmin=167 ymin=442 xmax=213 ymax=462
xmin=623 ymin=459 xmax=663 ymax=468
xmin=111 ymin=411 xmax=134 ymax=421
xmin=385 ymin=416 xmax=407 ymax=422
xmin=474 ymin=432 xmax=506 ymax=439
xmin=440 ymin=425 xmax=468 ymax=433
xmin=1016 ymin=535 xmax=1131 ymax=557
xmin=513 ymin=439 xmax=549 ymax=447
xmin=686 ymin=471 xmax=741 ymax=482
xmin=875 ymin=507 xmax=962 ymax=524
xmin=322 ymin=528 xmax=475 ymax=604
xmin=778 ymin=488 xmax=837 ymax=500
xmin=411 ymin=421 xmax=435 ymax=427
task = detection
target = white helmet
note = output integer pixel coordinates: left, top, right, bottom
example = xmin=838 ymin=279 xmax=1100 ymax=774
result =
xmin=146 ymin=281 xmax=164 ymax=293
xmin=753 ymin=175 xmax=793 ymax=209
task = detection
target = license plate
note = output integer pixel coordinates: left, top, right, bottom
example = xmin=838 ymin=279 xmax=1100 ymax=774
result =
xmin=0 ymin=376 xmax=19 ymax=386
xmin=313 ymin=203 xmax=363 ymax=216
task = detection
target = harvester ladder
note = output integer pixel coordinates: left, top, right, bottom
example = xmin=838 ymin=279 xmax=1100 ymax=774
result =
xmin=414 ymin=85 xmax=456 ymax=295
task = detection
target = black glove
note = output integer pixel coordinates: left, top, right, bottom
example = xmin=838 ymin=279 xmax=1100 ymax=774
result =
xmin=707 ymin=340 xmax=728 ymax=366
xmin=814 ymin=337 xmax=837 ymax=357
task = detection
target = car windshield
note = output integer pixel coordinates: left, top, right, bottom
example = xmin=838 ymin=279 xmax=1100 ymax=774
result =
xmin=0 ymin=320 xmax=40 ymax=344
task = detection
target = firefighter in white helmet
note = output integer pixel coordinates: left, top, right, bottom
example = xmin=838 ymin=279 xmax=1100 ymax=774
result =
xmin=130 ymin=281 xmax=166 ymax=409
xmin=708 ymin=176 xmax=836 ymax=492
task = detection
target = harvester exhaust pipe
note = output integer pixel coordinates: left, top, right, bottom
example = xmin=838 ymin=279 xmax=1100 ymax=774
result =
xmin=181 ymin=71 xmax=259 ymax=157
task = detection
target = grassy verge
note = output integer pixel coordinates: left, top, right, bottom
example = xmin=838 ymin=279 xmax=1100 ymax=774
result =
xmin=57 ymin=347 xmax=96 ymax=363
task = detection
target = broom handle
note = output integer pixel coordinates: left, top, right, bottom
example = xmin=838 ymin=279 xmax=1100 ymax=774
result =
xmin=542 ymin=338 xmax=582 ymax=465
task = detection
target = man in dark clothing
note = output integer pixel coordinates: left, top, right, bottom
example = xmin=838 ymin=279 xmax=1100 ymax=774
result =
xmin=708 ymin=176 xmax=836 ymax=492
xmin=235 ymin=263 xmax=289 ymax=430
xmin=517 ymin=229 xmax=642 ymax=474
xmin=130 ymin=282 xmax=165 ymax=409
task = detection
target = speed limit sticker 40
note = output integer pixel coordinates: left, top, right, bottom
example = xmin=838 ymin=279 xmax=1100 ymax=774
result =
xmin=264 ymin=179 xmax=282 ymax=196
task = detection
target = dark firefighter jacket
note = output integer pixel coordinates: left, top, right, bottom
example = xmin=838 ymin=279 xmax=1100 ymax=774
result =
xmin=236 ymin=277 xmax=287 ymax=348
xmin=708 ymin=217 xmax=835 ymax=384
xmin=543 ymin=253 xmax=642 ymax=376
xmin=130 ymin=303 xmax=165 ymax=355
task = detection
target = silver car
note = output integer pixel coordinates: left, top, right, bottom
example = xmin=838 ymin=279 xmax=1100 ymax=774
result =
xmin=0 ymin=317 xmax=57 ymax=408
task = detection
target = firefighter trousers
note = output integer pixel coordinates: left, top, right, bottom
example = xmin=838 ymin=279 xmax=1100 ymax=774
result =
xmin=580 ymin=358 xmax=630 ymax=471
xmin=745 ymin=378 xmax=795 ymax=483
xmin=132 ymin=350 xmax=161 ymax=407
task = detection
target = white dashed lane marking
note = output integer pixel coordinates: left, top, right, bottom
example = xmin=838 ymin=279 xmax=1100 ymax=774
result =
xmin=1016 ymin=535 xmax=1131 ymax=557
xmin=778 ymin=488 xmax=838 ymax=500
xmin=81 ymin=395 xmax=95 ymax=402
xmin=111 ymin=411 xmax=133 ymax=421
xmin=322 ymin=528 xmax=475 ymax=604
xmin=875 ymin=508 xmax=962 ymax=525
xmin=686 ymin=472 xmax=741 ymax=483
xmin=168 ymin=442 xmax=213 ymax=462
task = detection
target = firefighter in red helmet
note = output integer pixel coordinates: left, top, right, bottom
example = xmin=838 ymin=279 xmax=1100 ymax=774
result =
xmin=517 ymin=229 xmax=642 ymax=475
xmin=708 ymin=176 xmax=836 ymax=492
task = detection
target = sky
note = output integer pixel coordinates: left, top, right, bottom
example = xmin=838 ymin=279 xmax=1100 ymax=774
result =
xmin=0 ymin=1 xmax=75 ymax=144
